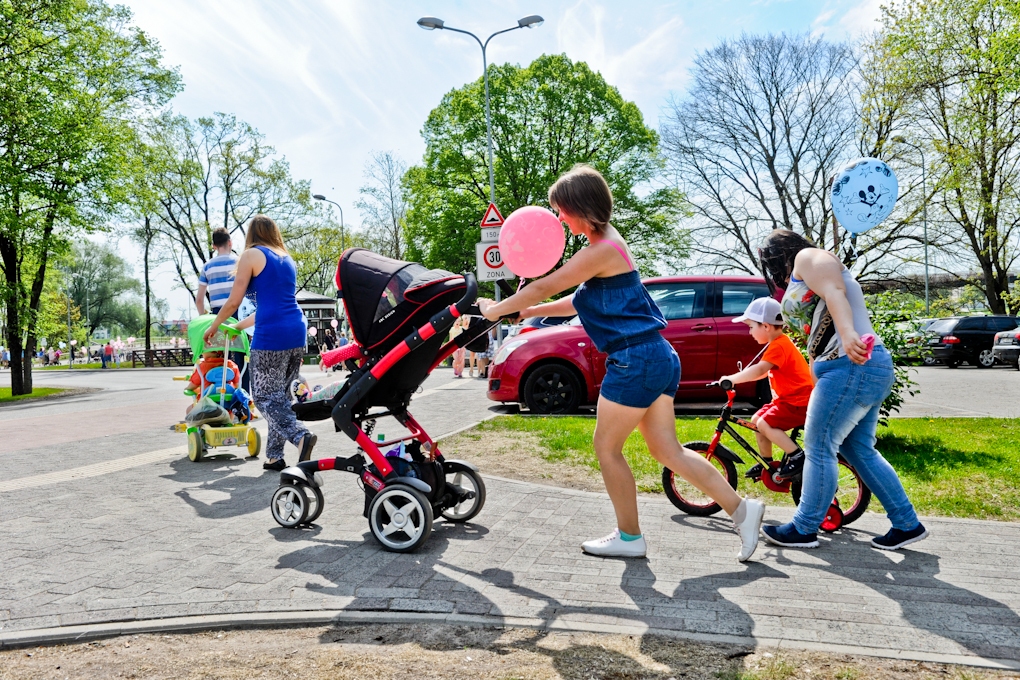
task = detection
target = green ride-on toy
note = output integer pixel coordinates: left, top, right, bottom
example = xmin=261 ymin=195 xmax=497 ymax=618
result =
xmin=171 ymin=314 xmax=261 ymax=462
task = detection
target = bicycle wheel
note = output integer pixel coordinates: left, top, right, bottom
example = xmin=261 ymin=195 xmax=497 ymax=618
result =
xmin=791 ymin=455 xmax=872 ymax=529
xmin=662 ymin=441 xmax=738 ymax=517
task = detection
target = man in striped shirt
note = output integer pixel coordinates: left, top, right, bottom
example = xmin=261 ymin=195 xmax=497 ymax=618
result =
xmin=196 ymin=228 xmax=237 ymax=315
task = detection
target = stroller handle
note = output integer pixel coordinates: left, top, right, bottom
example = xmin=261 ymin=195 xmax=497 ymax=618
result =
xmin=455 ymin=273 xmax=478 ymax=315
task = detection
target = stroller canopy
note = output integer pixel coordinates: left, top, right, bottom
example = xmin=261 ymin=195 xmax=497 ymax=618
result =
xmin=337 ymin=249 xmax=465 ymax=352
xmin=187 ymin=313 xmax=250 ymax=361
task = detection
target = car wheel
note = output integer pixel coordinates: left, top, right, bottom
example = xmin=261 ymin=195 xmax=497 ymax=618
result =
xmin=922 ymin=355 xmax=937 ymax=366
xmin=523 ymin=364 xmax=582 ymax=414
xmin=977 ymin=349 xmax=996 ymax=368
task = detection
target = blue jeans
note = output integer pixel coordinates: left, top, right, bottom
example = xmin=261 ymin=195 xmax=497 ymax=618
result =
xmin=793 ymin=346 xmax=920 ymax=534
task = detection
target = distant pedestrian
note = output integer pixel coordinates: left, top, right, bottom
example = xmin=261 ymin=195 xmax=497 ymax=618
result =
xmin=757 ymin=229 xmax=927 ymax=551
xmin=321 ymin=328 xmax=337 ymax=351
xmin=103 ymin=342 xmax=113 ymax=369
xmin=196 ymin=228 xmax=238 ymax=316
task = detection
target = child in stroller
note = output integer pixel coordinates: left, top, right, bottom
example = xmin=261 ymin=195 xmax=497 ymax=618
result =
xmin=268 ymin=249 xmax=503 ymax=553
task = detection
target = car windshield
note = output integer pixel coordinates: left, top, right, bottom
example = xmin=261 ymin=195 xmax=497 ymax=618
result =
xmin=928 ymin=319 xmax=957 ymax=334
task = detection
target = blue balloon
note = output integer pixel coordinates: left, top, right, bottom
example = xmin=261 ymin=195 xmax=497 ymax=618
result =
xmin=831 ymin=158 xmax=899 ymax=234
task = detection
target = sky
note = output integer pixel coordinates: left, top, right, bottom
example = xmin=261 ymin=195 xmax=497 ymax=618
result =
xmin=114 ymin=0 xmax=884 ymax=319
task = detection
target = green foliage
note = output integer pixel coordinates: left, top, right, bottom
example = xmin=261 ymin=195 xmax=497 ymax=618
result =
xmin=64 ymin=241 xmax=145 ymax=335
xmin=866 ymin=291 xmax=922 ymax=423
xmin=142 ymin=111 xmax=328 ymax=301
xmin=0 ymin=0 xmax=179 ymax=393
xmin=478 ymin=415 xmax=1020 ymax=520
xmin=878 ymin=0 xmax=1020 ymax=313
xmin=404 ymin=54 xmax=689 ymax=278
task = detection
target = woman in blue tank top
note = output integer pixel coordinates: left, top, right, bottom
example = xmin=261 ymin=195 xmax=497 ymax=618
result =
xmin=480 ymin=165 xmax=764 ymax=561
xmin=205 ymin=215 xmax=316 ymax=470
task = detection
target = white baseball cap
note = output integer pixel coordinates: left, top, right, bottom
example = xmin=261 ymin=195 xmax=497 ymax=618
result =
xmin=733 ymin=297 xmax=784 ymax=325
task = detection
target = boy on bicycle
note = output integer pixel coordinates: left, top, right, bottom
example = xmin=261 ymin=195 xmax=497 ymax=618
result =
xmin=721 ymin=297 xmax=813 ymax=481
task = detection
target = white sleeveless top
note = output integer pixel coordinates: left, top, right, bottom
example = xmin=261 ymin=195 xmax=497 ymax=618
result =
xmin=781 ymin=268 xmax=880 ymax=362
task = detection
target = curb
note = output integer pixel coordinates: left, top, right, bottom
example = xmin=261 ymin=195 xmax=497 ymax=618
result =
xmin=1 ymin=609 xmax=1018 ymax=671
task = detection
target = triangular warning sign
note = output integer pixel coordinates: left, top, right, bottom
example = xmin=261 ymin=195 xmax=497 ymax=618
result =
xmin=480 ymin=203 xmax=504 ymax=227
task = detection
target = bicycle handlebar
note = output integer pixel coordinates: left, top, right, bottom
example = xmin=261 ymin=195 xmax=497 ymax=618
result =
xmin=708 ymin=378 xmax=734 ymax=391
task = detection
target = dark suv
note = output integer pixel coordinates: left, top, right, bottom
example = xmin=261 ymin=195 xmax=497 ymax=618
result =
xmin=927 ymin=315 xmax=1019 ymax=368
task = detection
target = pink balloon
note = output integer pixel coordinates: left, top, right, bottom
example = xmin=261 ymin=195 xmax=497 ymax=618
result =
xmin=308 ymin=326 xmax=318 ymax=337
xmin=330 ymin=319 xmax=338 ymax=328
xmin=499 ymin=206 xmax=566 ymax=278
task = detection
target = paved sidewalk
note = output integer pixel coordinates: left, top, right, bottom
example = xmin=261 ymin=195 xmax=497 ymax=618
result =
xmin=2 ymin=369 xmax=1019 ymax=668
xmin=1 ymin=461 xmax=1019 ymax=667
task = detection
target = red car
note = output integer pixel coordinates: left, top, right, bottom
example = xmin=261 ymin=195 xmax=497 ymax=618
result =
xmin=487 ymin=275 xmax=774 ymax=413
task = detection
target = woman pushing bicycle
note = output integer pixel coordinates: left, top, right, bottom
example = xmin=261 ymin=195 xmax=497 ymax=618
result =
xmin=757 ymin=229 xmax=927 ymax=550
xmin=479 ymin=165 xmax=764 ymax=561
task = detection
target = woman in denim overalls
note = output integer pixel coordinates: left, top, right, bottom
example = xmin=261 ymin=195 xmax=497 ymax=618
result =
xmin=480 ymin=165 xmax=764 ymax=561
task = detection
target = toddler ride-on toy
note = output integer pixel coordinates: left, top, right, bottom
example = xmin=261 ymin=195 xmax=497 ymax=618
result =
xmin=172 ymin=314 xmax=261 ymax=462
xmin=269 ymin=249 xmax=504 ymax=552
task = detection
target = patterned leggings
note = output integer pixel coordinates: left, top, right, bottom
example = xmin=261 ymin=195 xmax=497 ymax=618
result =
xmin=250 ymin=347 xmax=310 ymax=462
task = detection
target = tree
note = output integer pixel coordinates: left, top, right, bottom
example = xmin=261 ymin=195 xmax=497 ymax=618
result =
xmin=0 ymin=0 xmax=179 ymax=394
xmin=291 ymin=225 xmax=370 ymax=296
xmin=356 ymin=151 xmax=409 ymax=260
xmin=64 ymin=241 xmax=144 ymax=336
xmin=143 ymin=112 xmax=324 ymax=303
xmin=404 ymin=54 xmax=688 ymax=277
xmin=661 ymin=34 xmax=867 ymax=273
xmin=879 ymin=0 xmax=1020 ymax=313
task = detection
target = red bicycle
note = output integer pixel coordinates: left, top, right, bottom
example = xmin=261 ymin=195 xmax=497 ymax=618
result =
xmin=662 ymin=378 xmax=871 ymax=532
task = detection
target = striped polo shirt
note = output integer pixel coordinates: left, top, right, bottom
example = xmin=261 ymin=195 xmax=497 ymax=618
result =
xmin=199 ymin=253 xmax=238 ymax=312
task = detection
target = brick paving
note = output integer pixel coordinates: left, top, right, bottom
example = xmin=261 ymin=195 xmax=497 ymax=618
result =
xmin=1 ymin=369 xmax=1019 ymax=666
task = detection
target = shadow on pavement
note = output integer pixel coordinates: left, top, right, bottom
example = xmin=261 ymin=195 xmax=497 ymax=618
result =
xmin=162 ymin=455 xmax=275 ymax=519
xmin=772 ymin=536 xmax=1020 ymax=662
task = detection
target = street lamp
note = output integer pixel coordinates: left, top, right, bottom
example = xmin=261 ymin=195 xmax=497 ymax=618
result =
xmin=892 ymin=135 xmax=930 ymax=314
xmin=418 ymin=14 xmax=544 ymax=341
xmin=417 ymin=14 xmax=543 ymax=203
xmin=313 ymin=194 xmax=346 ymax=252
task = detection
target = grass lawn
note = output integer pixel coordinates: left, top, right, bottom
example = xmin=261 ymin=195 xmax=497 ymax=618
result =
xmin=37 ymin=362 xmax=132 ymax=370
xmin=475 ymin=416 xmax=1020 ymax=521
xmin=0 ymin=386 xmax=67 ymax=403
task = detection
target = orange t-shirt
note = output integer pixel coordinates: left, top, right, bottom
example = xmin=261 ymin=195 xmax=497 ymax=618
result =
xmin=762 ymin=334 xmax=813 ymax=407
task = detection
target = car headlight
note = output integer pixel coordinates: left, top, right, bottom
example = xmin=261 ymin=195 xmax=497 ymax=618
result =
xmin=493 ymin=338 xmax=528 ymax=366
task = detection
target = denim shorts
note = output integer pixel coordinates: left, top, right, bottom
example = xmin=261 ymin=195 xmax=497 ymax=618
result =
xmin=600 ymin=337 xmax=681 ymax=408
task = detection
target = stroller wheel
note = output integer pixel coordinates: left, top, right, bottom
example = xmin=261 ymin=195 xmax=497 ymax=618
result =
xmin=271 ymin=484 xmax=309 ymax=528
xmin=368 ymin=484 xmax=433 ymax=552
xmin=301 ymin=483 xmax=325 ymax=524
xmin=440 ymin=467 xmax=486 ymax=523
xmin=187 ymin=430 xmax=204 ymax=462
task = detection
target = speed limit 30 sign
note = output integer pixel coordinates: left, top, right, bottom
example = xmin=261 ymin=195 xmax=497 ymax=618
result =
xmin=475 ymin=242 xmax=512 ymax=281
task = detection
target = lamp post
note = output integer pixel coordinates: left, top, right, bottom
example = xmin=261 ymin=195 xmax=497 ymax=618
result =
xmin=892 ymin=135 xmax=930 ymax=314
xmin=418 ymin=14 xmax=544 ymax=344
xmin=417 ymin=15 xmax=544 ymax=205
xmin=313 ymin=194 xmax=346 ymax=251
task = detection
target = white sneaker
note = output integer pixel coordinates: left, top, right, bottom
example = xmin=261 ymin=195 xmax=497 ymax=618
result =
xmin=735 ymin=499 xmax=765 ymax=562
xmin=581 ymin=529 xmax=647 ymax=558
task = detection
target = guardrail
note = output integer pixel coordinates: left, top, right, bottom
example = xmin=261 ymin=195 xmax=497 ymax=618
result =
xmin=131 ymin=349 xmax=192 ymax=368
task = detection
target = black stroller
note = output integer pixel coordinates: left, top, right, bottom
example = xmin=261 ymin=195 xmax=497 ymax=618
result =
xmin=269 ymin=249 xmax=501 ymax=552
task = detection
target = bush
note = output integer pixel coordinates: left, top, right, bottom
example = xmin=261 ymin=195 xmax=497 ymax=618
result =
xmin=866 ymin=291 xmax=922 ymax=423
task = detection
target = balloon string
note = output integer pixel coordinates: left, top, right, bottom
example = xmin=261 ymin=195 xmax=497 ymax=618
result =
xmin=848 ymin=234 xmax=859 ymax=267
